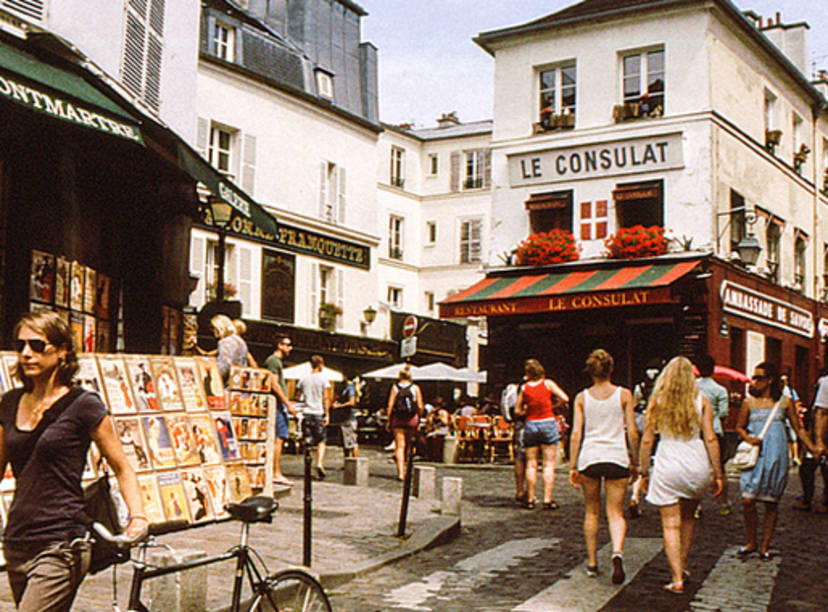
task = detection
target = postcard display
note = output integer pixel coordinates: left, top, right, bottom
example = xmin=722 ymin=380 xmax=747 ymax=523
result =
xmin=0 ymin=353 xmax=265 ymax=533
xmin=228 ymin=365 xmax=276 ymax=491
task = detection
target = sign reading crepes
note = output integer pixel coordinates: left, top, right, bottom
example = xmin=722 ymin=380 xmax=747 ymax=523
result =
xmin=720 ymin=280 xmax=813 ymax=338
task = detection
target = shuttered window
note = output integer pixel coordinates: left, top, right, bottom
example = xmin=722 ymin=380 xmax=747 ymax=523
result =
xmin=459 ymin=218 xmax=482 ymax=264
xmin=1 ymin=0 xmax=46 ymax=21
xmin=121 ymin=0 xmax=165 ymax=112
xmin=319 ymin=161 xmax=344 ymax=224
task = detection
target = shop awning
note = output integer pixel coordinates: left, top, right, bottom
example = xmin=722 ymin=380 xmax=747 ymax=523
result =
xmin=0 ymin=38 xmax=143 ymax=144
xmin=440 ymin=259 xmax=702 ymax=318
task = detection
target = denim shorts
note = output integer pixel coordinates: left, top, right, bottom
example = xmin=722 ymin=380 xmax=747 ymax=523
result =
xmin=523 ymin=418 xmax=559 ymax=448
xmin=302 ymin=415 xmax=327 ymax=445
xmin=275 ymin=405 xmax=289 ymax=440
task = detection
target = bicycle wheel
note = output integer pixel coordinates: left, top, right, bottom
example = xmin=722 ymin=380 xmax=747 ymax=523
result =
xmin=249 ymin=569 xmax=332 ymax=612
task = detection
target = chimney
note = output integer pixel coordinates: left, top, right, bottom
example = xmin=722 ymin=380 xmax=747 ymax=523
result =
xmin=760 ymin=12 xmax=810 ymax=76
xmin=436 ymin=111 xmax=460 ymax=128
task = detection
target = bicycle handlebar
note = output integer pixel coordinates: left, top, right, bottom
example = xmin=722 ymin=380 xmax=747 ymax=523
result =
xmin=91 ymin=521 xmax=149 ymax=547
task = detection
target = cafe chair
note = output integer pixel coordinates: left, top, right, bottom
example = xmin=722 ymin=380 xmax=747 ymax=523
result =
xmin=488 ymin=415 xmax=514 ymax=463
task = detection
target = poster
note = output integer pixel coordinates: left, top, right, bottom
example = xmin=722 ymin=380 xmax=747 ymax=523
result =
xmin=0 ymin=358 xmax=10 ymax=394
xmin=69 ymin=262 xmax=84 ymax=311
xmin=212 ymin=412 xmax=240 ymax=461
xmin=195 ymin=357 xmax=225 ymax=410
xmin=140 ymin=415 xmax=177 ymax=469
xmin=97 ymin=355 xmax=136 ymax=414
xmin=113 ymin=417 xmax=152 ymax=472
xmin=202 ymin=465 xmax=230 ymax=519
xmin=181 ymin=467 xmax=215 ymax=523
xmin=30 ymin=250 xmax=55 ymax=303
xmin=189 ymin=414 xmax=222 ymax=465
xmin=55 ymin=256 xmax=69 ymax=308
xmin=74 ymin=355 xmax=103 ymax=396
xmin=83 ymin=267 xmax=96 ymax=314
xmin=224 ymin=463 xmax=253 ymax=504
xmin=150 ymin=357 xmax=184 ymax=412
xmin=182 ymin=312 xmax=198 ymax=355
xmin=95 ymin=273 xmax=110 ymax=320
xmin=0 ymin=353 xmax=20 ymax=388
xmin=70 ymin=313 xmax=84 ymax=353
xmin=157 ymin=471 xmax=191 ymax=523
xmin=166 ymin=414 xmax=199 ymax=467
xmin=248 ymin=466 xmax=266 ymax=489
xmin=173 ymin=357 xmax=208 ymax=413
xmin=96 ymin=321 xmax=111 ymax=353
xmin=82 ymin=315 xmax=96 ymax=353
xmin=137 ymin=474 xmax=166 ymax=524
xmin=126 ymin=357 xmax=162 ymax=412
xmin=261 ymin=249 xmax=295 ymax=322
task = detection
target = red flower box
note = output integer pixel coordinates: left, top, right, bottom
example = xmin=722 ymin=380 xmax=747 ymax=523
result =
xmin=516 ymin=229 xmax=581 ymax=266
xmin=604 ymin=225 xmax=667 ymax=259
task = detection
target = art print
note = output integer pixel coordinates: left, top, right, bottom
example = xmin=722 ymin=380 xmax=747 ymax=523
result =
xmin=96 ymin=321 xmax=111 ymax=353
xmin=95 ymin=273 xmax=110 ymax=319
xmin=212 ymin=412 xmax=240 ymax=461
xmin=224 ymin=463 xmax=253 ymax=503
xmin=174 ymin=357 xmax=208 ymax=413
xmin=157 ymin=471 xmax=191 ymax=523
xmin=140 ymin=415 xmax=176 ymax=469
xmin=97 ymin=355 xmax=136 ymax=414
xmin=69 ymin=262 xmax=84 ymax=311
xmin=30 ymin=250 xmax=55 ymax=303
xmin=181 ymin=467 xmax=215 ymax=523
xmin=74 ymin=355 xmax=103 ymax=396
xmin=202 ymin=465 xmax=230 ymax=520
xmin=189 ymin=414 xmax=222 ymax=465
xmin=126 ymin=357 xmax=161 ymax=412
xmin=166 ymin=414 xmax=199 ymax=467
xmin=113 ymin=417 xmax=151 ymax=472
xmin=82 ymin=315 xmax=96 ymax=353
xmin=150 ymin=357 xmax=184 ymax=411
xmin=248 ymin=466 xmax=266 ymax=490
xmin=70 ymin=313 xmax=84 ymax=354
xmin=55 ymin=256 xmax=69 ymax=308
xmin=137 ymin=474 xmax=166 ymax=524
xmin=83 ymin=267 xmax=96 ymax=314
xmin=195 ymin=357 xmax=225 ymax=410
xmin=0 ymin=353 xmax=21 ymax=388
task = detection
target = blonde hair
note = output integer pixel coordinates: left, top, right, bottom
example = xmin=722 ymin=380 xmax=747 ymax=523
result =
xmin=232 ymin=319 xmax=247 ymax=335
xmin=646 ymin=356 xmax=701 ymax=438
xmin=210 ymin=314 xmax=236 ymax=338
xmin=585 ymin=349 xmax=613 ymax=379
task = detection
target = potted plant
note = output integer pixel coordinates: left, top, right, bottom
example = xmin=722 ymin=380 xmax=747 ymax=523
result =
xmin=515 ymin=229 xmax=580 ymax=266
xmin=793 ymin=144 xmax=810 ymax=173
xmin=765 ymin=129 xmax=782 ymax=153
xmin=604 ymin=225 xmax=668 ymax=259
xmin=206 ymin=280 xmax=237 ymax=301
xmin=318 ymin=302 xmax=342 ymax=330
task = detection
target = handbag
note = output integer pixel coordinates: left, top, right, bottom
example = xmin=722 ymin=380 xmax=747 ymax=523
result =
xmin=79 ymin=472 xmax=130 ymax=574
xmin=731 ymin=400 xmax=781 ymax=471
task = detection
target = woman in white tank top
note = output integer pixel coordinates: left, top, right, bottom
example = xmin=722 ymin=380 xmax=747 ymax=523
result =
xmin=569 ymin=349 xmax=639 ymax=584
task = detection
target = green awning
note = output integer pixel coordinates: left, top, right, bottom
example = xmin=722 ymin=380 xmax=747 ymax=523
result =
xmin=177 ymin=142 xmax=278 ymax=238
xmin=0 ymin=38 xmax=143 ymax=144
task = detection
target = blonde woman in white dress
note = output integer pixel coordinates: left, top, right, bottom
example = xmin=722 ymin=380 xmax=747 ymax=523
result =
xmin=639 ymin=356 xmax=723 ymax=594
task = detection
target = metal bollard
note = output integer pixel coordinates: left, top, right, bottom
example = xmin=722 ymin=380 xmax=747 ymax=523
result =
xmin=397 ymin=439 xmax=415 ymax=537
xmin=147 ymin=549 xmax=207 ymax=612
xmin=303 ymin=434 xmax=313 ymax=567
xmin=413 ymin=465 xmax=436 ymax=499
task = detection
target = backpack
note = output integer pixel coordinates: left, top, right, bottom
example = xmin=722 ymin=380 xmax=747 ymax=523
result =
xmin=393 ymin=383 xmax=417 ymax=418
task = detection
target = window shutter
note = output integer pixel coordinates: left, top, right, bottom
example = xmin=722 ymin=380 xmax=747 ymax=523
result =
xmin=238 ymin=245 xmax=253 ymax=317
xmin=122 ymin=12 xmax=146 ymax=98
xmin=338 ymin=166 xmax=346 ymax=225
xmin=450 ymin=151 xmax=460 ymax=192
xmin=241 ymin=134 xmax=257 ymax=194
xmin=483 ymin=150 xmax=492 ymax=188
xmin=471 ymin=219 xmax=482 ymax=262
xmin=309 ymin=261 xmax=318 ymax=326
xmin=207 ymin=15 xmax=217 ymax=54
xmin=148 ymin=0 xmax=165 ymax=35
xmin=319 ymin=163 xmax=327 ymax=220
xmin=189 ymin=234 xmax=206 ymax=307
xmin=335 ymin=268 xmax=344 ymax=329
xmin=196 ymin=117 xmax=209 ymax=158
xmin=0 ymin=0 xmax=46 ymax=22
xmin=144 ymin=34 xmax=163 ymax=110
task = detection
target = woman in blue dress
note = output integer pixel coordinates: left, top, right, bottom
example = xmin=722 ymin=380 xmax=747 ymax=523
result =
xmin=737 ymin=361 xmax=819 ymax=559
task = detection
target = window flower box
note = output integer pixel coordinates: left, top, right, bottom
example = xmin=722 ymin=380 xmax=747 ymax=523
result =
xmin=206 ymin=280 xmax=237 ymax=300
xmin=793 ymin=144 xmax=810 ymax=174
xmin=612 ymin=96 xmax=663 ymax=123
xmin=515 ymin=229 xmax=580 ymax=266
xmin=765 ymin=129 xmax=782 ymax=153
xmin=533 ymin=108 xmax=575 ymax=134
xmin=318 ymin=302 xmax=342 ymax=330
xmin=604 ymin=225 xmax=667 ymax=259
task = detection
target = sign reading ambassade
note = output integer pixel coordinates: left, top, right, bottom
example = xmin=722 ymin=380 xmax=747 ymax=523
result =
xmin=508 ymin=133 xmax=683 ymax=187
xmin=720 ymin=280 xmax=813 ymax=338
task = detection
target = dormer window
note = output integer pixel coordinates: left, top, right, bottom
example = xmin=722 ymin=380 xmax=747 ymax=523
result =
xmin=315 ymin=68 xmax=334 ymax=99
xmin=214 ymin=22 xmax=235 ymax=62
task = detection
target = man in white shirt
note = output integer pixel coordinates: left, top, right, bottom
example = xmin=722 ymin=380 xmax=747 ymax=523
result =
xmin=297 ymin=355 xmax=332 ymax=480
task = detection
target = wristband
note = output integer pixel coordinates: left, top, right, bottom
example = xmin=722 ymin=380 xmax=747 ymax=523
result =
xmin=129 ymin=514 xmax=148 ymax=521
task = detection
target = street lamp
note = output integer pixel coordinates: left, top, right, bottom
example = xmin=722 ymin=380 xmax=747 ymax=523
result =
xmin=208 ymin=198 xmax=233 ymax=304
xmin=360 ymin=305 xmax=377 ymax=335
xmin=716 ymin=206 xmax=762 ymax=266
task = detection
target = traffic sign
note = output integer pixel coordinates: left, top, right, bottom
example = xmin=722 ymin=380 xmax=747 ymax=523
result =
xmin=402 ymin=315 xmax=418 ymax=338
xmin=400 ymin=336 xmax=417 ymax=358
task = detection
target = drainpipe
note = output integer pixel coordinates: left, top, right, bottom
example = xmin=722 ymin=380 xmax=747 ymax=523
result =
xmin=812 ymin=100 xmax=827 ymax=298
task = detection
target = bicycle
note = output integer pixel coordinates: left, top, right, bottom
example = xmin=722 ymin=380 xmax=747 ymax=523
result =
xmin=94 ymin=495 xmax=332 ymax=612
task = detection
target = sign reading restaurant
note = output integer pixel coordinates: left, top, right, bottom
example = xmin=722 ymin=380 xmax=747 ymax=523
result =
xmin=720 ymin=280 xmax=813 ymax=338
xmin=508 ymin=133 xmax=683 ymax=187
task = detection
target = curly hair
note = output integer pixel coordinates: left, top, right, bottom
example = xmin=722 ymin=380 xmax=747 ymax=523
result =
xmin=12 ymin=310 xmax=79 ymax=391
xmin=646 ymin=356 xmax=700 ymax=439
xmin=585 ymin=349 xmax=614 ymax=379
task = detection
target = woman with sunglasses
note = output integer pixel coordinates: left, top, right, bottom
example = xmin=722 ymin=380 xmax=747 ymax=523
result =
xmin=0 ymin=311 xmax=147 ymax=611
xmin=736 ymin=361 xmax=819 ymax=560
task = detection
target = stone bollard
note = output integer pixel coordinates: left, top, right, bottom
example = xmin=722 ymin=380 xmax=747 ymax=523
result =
xmin=413 ymin=465 xmax=436 ymax=499
xmin=148 ymin=548 xmax=207 ymax=612
xmin=441 ymin=476 xmax=462 ymax=516
xmin=442 ymin=435 xmax=458 ymax=464
xmin=344 ymin=456 xmax=369 ymax=486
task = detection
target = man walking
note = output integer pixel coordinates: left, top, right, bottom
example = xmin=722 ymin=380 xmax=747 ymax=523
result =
xmin=695 ymin=353 xmax=731 ymax=515
xmin=333 ymin=376 xmax=359 ymax=464
xmin=298 ymin=355 xmax=332 ymax=480
xmin=265 ymin=336 xmax=297 ymax=486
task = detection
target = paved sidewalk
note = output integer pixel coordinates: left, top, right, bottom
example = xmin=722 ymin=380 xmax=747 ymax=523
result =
xmin=0 ymin=448 xmax=459 ymax=611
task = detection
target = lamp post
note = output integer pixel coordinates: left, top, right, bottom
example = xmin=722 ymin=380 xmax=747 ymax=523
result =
xmin=361 ymin=305 xmax=377 ymax=335
xmin=715 ymin=206 xmax=762 ymax=266
xmin=208 ymin=199 xmax=233 ymax=304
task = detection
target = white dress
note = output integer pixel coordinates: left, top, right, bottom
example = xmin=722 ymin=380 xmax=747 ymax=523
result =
xmin=646 ymin=395 xmax=713 ymax=506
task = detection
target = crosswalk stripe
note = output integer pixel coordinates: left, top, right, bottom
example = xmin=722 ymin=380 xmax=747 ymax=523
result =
xmin=690 ymin=546 xmax=781 ymax=611
xmin=512 ymin=538 xmax=663 ymax=612
xmin=384 ymin=538 xmax=560 ymax=610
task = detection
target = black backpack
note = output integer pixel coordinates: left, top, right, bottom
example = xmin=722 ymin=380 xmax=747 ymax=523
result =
xmin=392 ymin=383 xmax=417 ymax=418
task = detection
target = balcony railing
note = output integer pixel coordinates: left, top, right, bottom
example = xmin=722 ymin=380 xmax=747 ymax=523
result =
xmin=463 ymin=177 xmax=484 ymax=189
xmin=388 ymin=246 xmax=403 ymax=260
xmin=390 ymin=176 xmax=405 ymax=188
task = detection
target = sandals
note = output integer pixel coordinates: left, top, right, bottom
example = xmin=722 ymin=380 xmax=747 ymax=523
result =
xmin=663 ymin=582 xmax=684 ymax=594
xmin=758 ymin=551 xmax=772 ymax=561
xmin=737 ymin=545 xmax=757 ymax=557
xmin=628 ymin=501 xmax=642 ymax=518
xmin=542 ymin=501 xmax=560 ymax=510
xmin=524 ymin=500 xmax=536 ymax=510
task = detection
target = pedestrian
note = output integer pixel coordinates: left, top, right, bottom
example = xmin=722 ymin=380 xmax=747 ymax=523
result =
xmin=264 ymin=336 xmax=297 ymax=486
xmin=628 ymin=357 xmax=662 ymax=518
xmin=297 ymin=355 xmax=332 ymax=480
xmin=736 ymin=361 xmax=819 ymax=559
xmin=1 ymin=311 xmax=148 ymax=611
xmin=424 ymin=396 xmax=450 ymax=461
xmin=694 ymin=353 xmax=732 ymax=515
xmin=501 ymin=381 xmax=527 ymax=504
xmin=385 ymin=367 xmax=424 ymax=481
xmin=793 ymin=390 xmax=828 ymax=513
xmin=514 ymin=359 xmax=568 ymax=510
xmin=193 ymin=314 xmax=247 ymax=386
xmin=333 ymin=376 xmax=359 ymax=464
xmin=638 ymin=356 xmax=723 ymax=594
xmin=232 ymin=319 xmax=258 ymax=367
xmin=569 ymin=349 xmax=638 ymax=583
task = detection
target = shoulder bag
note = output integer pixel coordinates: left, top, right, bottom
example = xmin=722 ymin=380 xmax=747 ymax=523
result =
xmin=731 ymin=400 xmax=781 ymax=471
xmin=79 ymin=469 xmax=129 ymax=574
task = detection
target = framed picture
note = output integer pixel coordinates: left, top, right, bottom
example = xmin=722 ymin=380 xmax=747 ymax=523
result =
xmin=174 ymin=357 xmax=208 ymax=413
xmin=30 ymin=250 xmax=55 ymax=303
xmin=140 ymin=415 xmax=177 ymax=469
xmin=69 ymin=262 xmax=84 ymax=311
xmin=97 ymin=355 xmax=137 ymax=414
xmin=70 ymin=313 xmax=84 ymax=353
xmin=82 ymin=315 xmax=96 ymax=353
xmin=157 ymin=471 xmax=191 ymax=523
xmin=224 ymin=463 xmax=253 ymax=504
xmin=96 ymin=320 xmax=111 ymax=353
xmin=95 ymin=273 xmax=110 ymax=320
xmin=0 ymin=353 xmax=21 ymax=389
xmin=212 ymin=412 xmax=240 ymax=461
xmin=202 ymin=465 xmax=230 ymax=520
xmin=189 ymin=414 xmax=222 ymax=465
xmin=149 ymin=357 xmax=184 ymax=412
xmin=83 ymin=267 xmax=96 ymax=314
xmin=166 ymin=414 xmax=199 ymax=467
xmin=113 ymin=416 xmax=152 ymax=472
xmin=195 ymin=357 xmax=225 ymax=410
xmin=180 ymin=467 xmax=215 ymax=524
xmin=125 ymin=357 xmax=162 ymax=412
xmin=55 ymin=256 xmax=69 ymax=308
xmin=74 ymin=355 xmax=103 ymax=396
xmin=137 ymin=474 xmax=166 ymax=525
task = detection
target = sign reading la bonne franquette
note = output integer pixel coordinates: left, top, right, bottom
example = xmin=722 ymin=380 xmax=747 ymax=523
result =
xmin=720 ymin=280 xmax=813 ymax=338
xmin=508 ymin=133 xmax=683 ymax=187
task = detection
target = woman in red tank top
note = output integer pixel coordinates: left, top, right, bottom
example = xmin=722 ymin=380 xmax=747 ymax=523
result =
xmin=515 ymin=359 xmax=569 ymax=510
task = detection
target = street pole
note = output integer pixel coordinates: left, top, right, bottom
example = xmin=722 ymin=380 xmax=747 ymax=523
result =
xmin=397 ymin=434 xmax=414 ymax=538
xmin=303 ymin=433 xmax=313 ymax=566
xmin=216 ymin=229 xmax=226 ymax=304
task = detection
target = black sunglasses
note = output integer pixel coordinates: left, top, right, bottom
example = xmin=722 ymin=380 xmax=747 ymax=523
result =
xmin=751 ymin=374 xmax=769 ymax=381
xmin=14 ymin=338 xmax=50 ymax=353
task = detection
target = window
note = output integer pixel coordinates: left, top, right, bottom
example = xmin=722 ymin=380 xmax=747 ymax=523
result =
xmin=823 ymin=139 xmax=828 ymax=193
xmin=764 ymin=90 xmax=777 ymax=132
xmin=425 ymin=221 xmax=436 ymax=246
xmin=424 ymin=291 xmax=435 ymax=314
xmin=793 ymin=113 xmax=803 ymax=154
xmin=214 ymin=22 xmax=234 ymax=61
xmin=319 ymin=161 xmax=346 ymax=224
xmin=614 ymin=180 xmax=663 ymax=229
xmin=794 ymin=233 xmax=807 ymax=288
xmin=209 ymin=126 xmax=235 ymax=180
xmin=189 ymin=231 xmax=258 ymax=317
xmin=539 ymin=62 xmax=576 ymax=118
xmin=0 ymin=0 xmax=46 ymax=22
xmin=766 ymin=221 xmax=781 ymax=282
xmin=315 ymin=69 xmax=333 ymax=99
xmin=388 ymin=215 xmax=404 ymax=259
xmin=121 ymin=0 xmax=165 ymax=111
xmin=580 ymin=201 xmax=608 ymax=240
xmin=730 ymin=190 xmax=746 ymax=255
xmin=459 ymin=218 xmax=482 ymax=264
xmin=387 ymin=286 xmax=402 ymax=308
xmin=464 ymin=150 xmax=485 ymax=189
xmin=622 ymin=49 xmax=664 ymax=112
xmin=390 ymin=146 xmax=405 ymax=188
xmin=428 ymin=154 xmax=439 ymax=176
xmin=309 ymin=262 xmax=342 ymax=328
xmin=527 ymin=191 xmax=573 ymax=234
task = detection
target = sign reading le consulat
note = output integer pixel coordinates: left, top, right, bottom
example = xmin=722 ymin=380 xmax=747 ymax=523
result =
xmin=720 ymin=280 xmax=813 ymax=338
xmin=509 ymin=133 xmax=683 ymax=186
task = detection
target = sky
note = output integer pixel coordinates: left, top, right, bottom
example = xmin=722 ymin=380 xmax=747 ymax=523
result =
xmin=357 ymin=0 xmax=828 ymax=128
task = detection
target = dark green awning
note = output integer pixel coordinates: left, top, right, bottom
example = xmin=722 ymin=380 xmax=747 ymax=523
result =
xmin=0 ymin=38 xmax=143 ymax=144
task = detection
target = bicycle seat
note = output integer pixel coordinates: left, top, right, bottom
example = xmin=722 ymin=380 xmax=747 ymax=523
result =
xmin=225 ymin=495 xmax=278 ymax=523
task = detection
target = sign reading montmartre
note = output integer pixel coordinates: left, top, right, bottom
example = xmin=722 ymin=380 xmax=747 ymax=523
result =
xmin=720 ymin=280 xmax=813 ymax=338
xmin=508 ymin=133 xmax=684 ymax=187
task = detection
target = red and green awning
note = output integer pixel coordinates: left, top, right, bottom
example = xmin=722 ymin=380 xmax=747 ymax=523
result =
xmin=440 ymin=259 xmax=701 ymax=318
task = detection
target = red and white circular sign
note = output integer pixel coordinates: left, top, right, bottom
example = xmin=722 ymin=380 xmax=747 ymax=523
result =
xmin=402 ymin=315 xmax=418 ymax=338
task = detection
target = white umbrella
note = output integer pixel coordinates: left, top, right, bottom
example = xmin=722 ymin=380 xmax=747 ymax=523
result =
xmin=414 ymin=362 xmax=463 ymax=381
xmin=360 ymin=363 xmax=410 ymax=379
xmin=282 ymin=361 xmax=344 ymax=382
xmin=457 ymin=367 xmax=487 ymax=383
